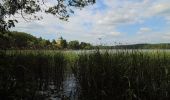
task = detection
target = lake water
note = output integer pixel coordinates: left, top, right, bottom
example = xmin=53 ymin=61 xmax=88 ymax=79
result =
xmin=47 ymin=73 xmax=77 ymax=100
xmin=64 ymin=49 xmax=170 ymax=54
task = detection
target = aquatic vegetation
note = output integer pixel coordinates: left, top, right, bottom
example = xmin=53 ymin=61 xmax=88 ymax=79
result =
xmin=73 ymin=50 xmax=170 ymax=100
xmin=0 ymin=50 xmax=66 ymax=100
xmin=1 ymin=50 xmax=170 ymax=100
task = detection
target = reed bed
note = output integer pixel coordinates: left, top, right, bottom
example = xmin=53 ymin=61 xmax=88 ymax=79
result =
xmin=73 ymin=50 xmax=170 ymax=100
xmin=1 ymin=50 xmax=170 ymax=100
xmin=0 ymin=50 xmax=66 ymax=100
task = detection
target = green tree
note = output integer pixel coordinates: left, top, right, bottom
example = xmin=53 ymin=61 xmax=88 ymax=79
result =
xmin=84 ymin=43 xmax=92 ymax=49
xmin=60 ymin=39 xmax=67 ymax=49
xmin=51 ymin=39 xmax=57 ymax=49
xmin=80 ymin=42 xmax=92 ymax=49
xmin=11 ymin=31 xmax=37 ymax=49
xmin=80 ymin=42 xmax=87 ymax=49
xmin=0 ymin=0 xmax=95 ymax=31
xmin=45 ymin=40 xmax=52 ymax=48
xmin=52 ymin=39 xmax=56 ymax=44
xmin=68 ymin=40 xmax=79 ymax=49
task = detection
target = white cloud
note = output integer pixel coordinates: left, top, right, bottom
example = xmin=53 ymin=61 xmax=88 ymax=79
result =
xmin=106 ymin=32 xmax=121 ymax=36
xmin=162 ymin=34 xmax=170 ymax=40
xmin=138 ymin=27 xmax=152 ymax=34
xmin=11 ymin=0 xmax=170 ymax=44
xmin=149 ymin=2 xmax=170 ymax=14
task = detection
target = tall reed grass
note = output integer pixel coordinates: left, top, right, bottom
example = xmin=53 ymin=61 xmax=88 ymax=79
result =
xmin=1 ymin=50 xmax=170 ymax=100
xmin=73 ymin=50 xmax=170 ymax=100
xmin=0 ymin=50 xmax=66 ymax=100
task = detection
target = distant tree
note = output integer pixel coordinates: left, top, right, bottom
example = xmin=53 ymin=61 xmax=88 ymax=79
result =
xmin=84 ymin=43 xmax=92 ymax=49
xmin=68 ymin=40 xmax=79 ymax=49
xmin=27 ymin=41 xmax=35 ymax=48
xmin=56 ymin=37 xmax=67 ymax=49
xmin=0 ymin=31 xmax=67 ymax=49
xmin=60 ymin=39 xmax=67 ymax=49
xmin=80 ymin=42 xmax=92 ymax=49
xmin=11 ymin=31 xmax=36 ymax=48
xmin=46 ymin=40 xmax=51 ymax=45
xmin=52 ymin=39 xmax=56 ymax=44
xmin=45 ymin=40 xmax=52 ymax=48
xmin=40 ymin=39 xmax=48 ymax=48
xmin=51 ymin=39 xmax=57 ymax=49
xmin=0 ymin=0 xmax=95 ymax=31
xmin=38 ymin=37 xmax=43 ymax=41
xmin=80 ymin=42 xmax=87 ymax=49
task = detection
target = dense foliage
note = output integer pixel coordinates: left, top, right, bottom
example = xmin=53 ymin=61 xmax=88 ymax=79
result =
xmin=0 ymin=31 xmax=92 ymax=49
xmin=0 ymin=31 xmax=53 ymax=49
xmin=0 ymin=0 xmax=95 ymax=31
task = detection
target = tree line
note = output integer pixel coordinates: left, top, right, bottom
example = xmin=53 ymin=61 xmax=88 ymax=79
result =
xmin=1 ymin=31 xmax=170 ymax=50
xmin=0 ymin=31 xmax=92 ymax=50
xmin=114 ymin=44 xmax=170 ymax=49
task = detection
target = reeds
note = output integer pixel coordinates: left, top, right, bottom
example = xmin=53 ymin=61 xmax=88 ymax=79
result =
xmin=0 ymin=50 xmax=66 ymax=100
xmin=1 ymin=50 xmax=170 ymax=100
xmin=73 ymin=50 xmax=170 ymax=100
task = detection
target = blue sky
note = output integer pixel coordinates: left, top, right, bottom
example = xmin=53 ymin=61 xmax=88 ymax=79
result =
xmin=12 ymin=0 xmax=170 ymax=45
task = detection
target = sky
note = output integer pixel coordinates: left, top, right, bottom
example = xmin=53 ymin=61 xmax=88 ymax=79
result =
xmin=11 ymin=0 xmax=170 ymax=45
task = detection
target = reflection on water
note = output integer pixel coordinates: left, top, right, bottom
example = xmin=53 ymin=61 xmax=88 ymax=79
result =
xmin=63 ymin=74 xmax=77 ymax=100
xmin=48 ymin=74 xmax=77 ymax=100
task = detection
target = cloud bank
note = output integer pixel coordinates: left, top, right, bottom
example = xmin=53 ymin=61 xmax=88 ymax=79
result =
xmin=11 ymin=0 xmax=170 ymax=44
